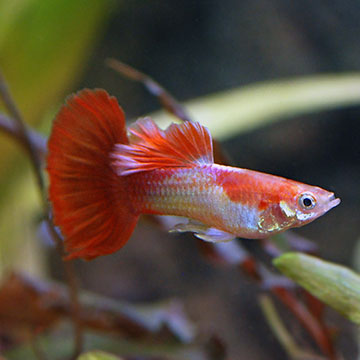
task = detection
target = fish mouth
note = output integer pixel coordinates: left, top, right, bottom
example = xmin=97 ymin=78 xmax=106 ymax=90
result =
xmin=327 ymin=193 xmax=341 ymax=210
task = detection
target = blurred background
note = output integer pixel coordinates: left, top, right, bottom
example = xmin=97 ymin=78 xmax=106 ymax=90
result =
xmin=0 ymin=1 xmax=360 ymax=359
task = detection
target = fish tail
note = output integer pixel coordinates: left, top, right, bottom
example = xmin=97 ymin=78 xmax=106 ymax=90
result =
xmin=47 ymin=89 xmax=139 ymax=260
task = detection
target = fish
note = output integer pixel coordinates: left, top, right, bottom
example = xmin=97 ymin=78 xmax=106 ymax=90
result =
xmin=47 ymin=89 xmax=340 ymax=260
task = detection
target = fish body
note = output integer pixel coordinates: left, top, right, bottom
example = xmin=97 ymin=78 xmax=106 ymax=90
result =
xmin=47 ymin=89 xmax=340 ymax=260
xmin=126 ymin=165 xmax=338 ymax=240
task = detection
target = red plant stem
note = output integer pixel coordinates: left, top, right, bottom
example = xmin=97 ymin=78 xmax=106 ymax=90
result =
xmin=240 ymin=256 xmax=262 ymax=281
xmin=303 ymin=290 xmax=326 ymax=323
xmin=272 ymin=287 xmax=336 ymax=360
xmin=197 ymin=239 xmax=336 ymax=357
xmin=197 ymin=240 xmax=336 ymax=358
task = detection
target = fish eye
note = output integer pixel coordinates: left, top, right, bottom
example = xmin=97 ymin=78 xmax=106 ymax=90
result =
xmin=298 ymin=193 xmax=316 ymax=210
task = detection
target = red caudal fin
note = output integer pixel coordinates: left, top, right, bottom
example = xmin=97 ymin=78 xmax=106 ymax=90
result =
xmin=112 ymin=117 xmax=214 ymax=175
xmin=47 ymin=89 xmax=139 ymax=260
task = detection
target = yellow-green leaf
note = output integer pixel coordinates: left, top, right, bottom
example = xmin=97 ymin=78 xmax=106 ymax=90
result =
xmin=78 ymin=351 xmax=121 ymax=360
xmin=0 ymin=0 xmax=114 ymax=276
xmin=274 ymin=252 xmax=360 ymax=325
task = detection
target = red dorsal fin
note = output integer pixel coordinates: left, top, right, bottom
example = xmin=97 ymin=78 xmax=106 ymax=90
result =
xmin=47 ymin=89 xmax=139 ymax=260
xmin=112 ymin=118 xmax=214 ymax=175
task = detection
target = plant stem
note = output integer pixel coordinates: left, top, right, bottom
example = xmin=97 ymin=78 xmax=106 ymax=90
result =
xmin=0 ymin=69 xmax=83 ymax=359
xmin=28 ymin=329 xmax=48 ymax=360
xmin=106 ymin=58 xmax=192 ymax=122
xmin=259 ymin=295 xmax=327 ymax=360
xmin=0 ymin=113 xmax=47 ymax=160
xmin=0 ymin=72 xmax=45 ymax=200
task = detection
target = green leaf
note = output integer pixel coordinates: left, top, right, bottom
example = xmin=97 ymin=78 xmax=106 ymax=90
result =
xmin=274 ymin=252 xmax=360 ymax=325
xmin=153 ymin=74 xmax=360 ymax=139
xmin=0 ymin=0 xmax=113 ymax=178
xmin=78 ymin=351 xmax=121 ymax=360
xmin=0 ymin=0 xmax=112 ymax=124
xmin=0 ymin=0 xmax=113 ymax=276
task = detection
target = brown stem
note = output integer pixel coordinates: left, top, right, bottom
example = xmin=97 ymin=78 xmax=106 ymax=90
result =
xmin=44 ymin=212 xmax=83 ymax=355
xmin=0 ymin=72 xmax=45 ymax=199
xmin=0 ymin=70 xmax=83 ymax=358
xmin=46 ymin=221 xmax=83 ymax=359
xmin=0 ymin=113 xmax=47 ymax=160
xmin=106 ymin=58 xmax=233 ymax=166
xmin=106 ymin=58 xmax=192 ymax=122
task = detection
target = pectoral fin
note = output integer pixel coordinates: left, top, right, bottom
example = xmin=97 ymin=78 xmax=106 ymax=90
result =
xmin=170 ymin=220 xmax=236 ymax=243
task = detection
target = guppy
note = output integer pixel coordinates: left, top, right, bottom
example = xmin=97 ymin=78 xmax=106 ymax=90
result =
xmin=47 ymin=89 xmax=340 ymax=260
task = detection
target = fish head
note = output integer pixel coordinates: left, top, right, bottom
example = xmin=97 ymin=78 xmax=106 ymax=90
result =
xmin=257 ymin=181 xmax=340 ymax=235
xmin=289 ymin=184 xmax=340 ymax=226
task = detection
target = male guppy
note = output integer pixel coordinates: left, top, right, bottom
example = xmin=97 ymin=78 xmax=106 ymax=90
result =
xmin=47 ymin=89 xmax=340 ymax=260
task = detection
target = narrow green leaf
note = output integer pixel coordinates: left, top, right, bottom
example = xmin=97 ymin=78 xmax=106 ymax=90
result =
xmin=274 ymin=252 xmax=360 ymax=325
xmin=153 ymin=74 xmax=360 ymax=139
